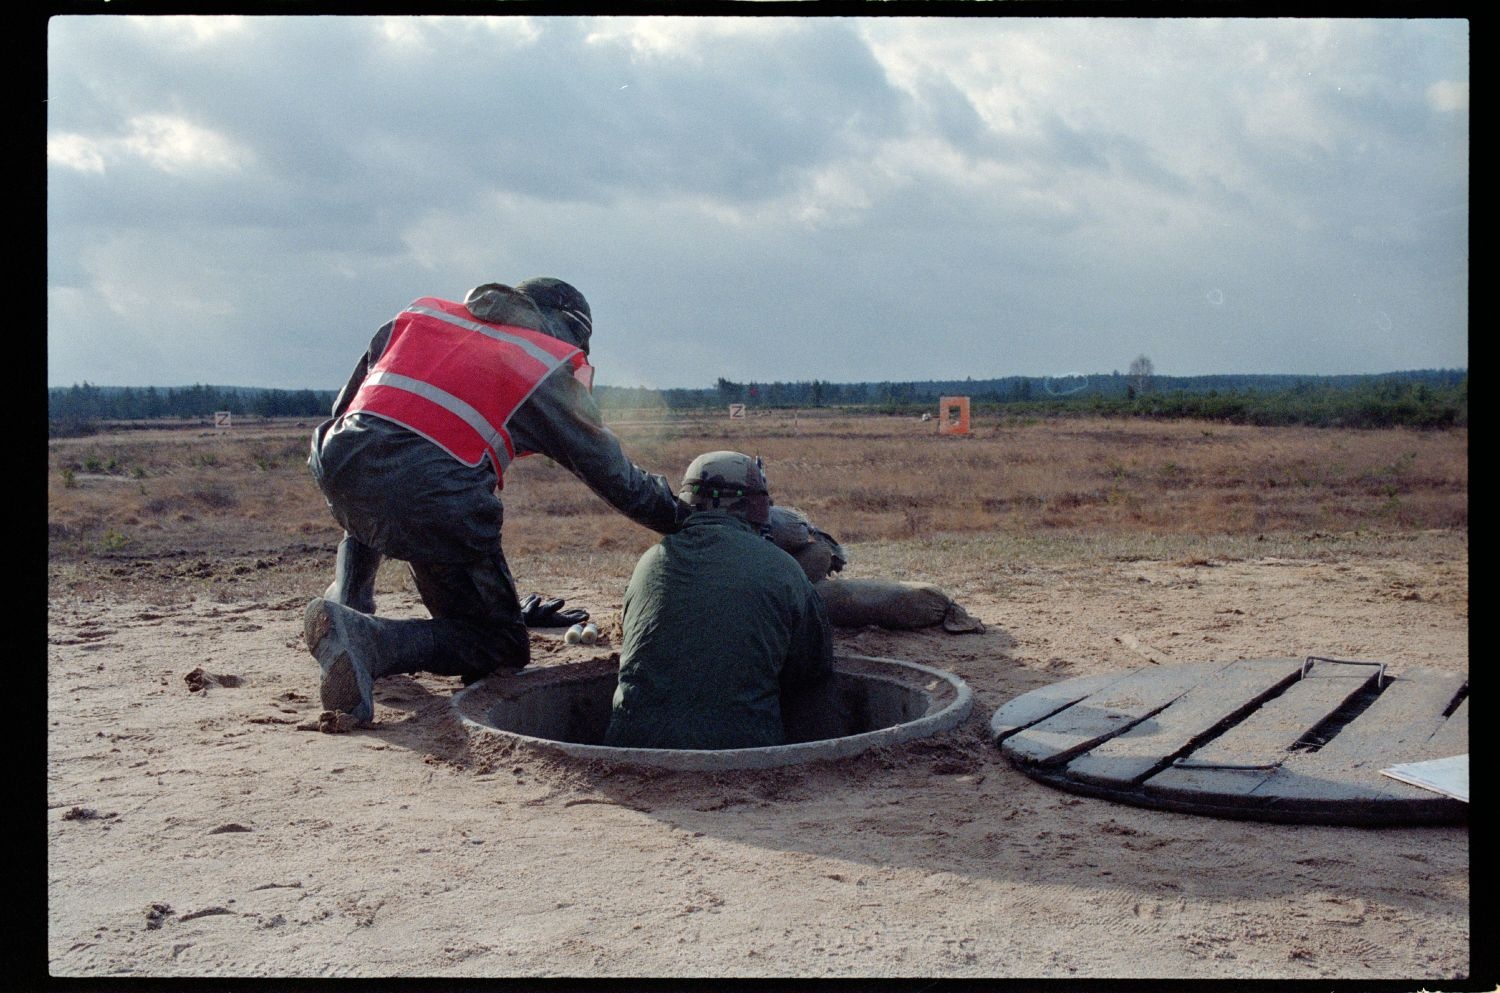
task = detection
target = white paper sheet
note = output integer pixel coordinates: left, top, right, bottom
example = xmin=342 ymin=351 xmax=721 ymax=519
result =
xmin=1379 ymin=754 xmax=1468 ymax=802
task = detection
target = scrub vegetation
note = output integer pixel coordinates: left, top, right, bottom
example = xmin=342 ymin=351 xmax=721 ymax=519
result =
xmin=47 ymin=412 xmax=1467 ymax=584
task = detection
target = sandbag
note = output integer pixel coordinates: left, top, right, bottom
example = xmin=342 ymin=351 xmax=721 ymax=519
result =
xmin=814 ymin=578 xmax=984 ymax=633
xmin=790 ymin=542 xmax=834 ymax=585
xmin=766 ymin=506 xmax=847 ymax=583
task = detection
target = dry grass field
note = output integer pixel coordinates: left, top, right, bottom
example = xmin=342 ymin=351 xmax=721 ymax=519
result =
xmin=46 ymin=411 xmax=1471 ymax=980
xmin=48 ymin=410 xmax=1467 ymax=575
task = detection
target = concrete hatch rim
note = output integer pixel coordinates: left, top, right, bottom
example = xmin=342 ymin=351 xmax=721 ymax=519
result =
xmin=452 ymin=653 xmax=974 ymax=771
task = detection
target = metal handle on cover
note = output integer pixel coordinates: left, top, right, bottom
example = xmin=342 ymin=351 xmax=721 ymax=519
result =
xmin=1301 ymin=655 xmax=1387 ymax=689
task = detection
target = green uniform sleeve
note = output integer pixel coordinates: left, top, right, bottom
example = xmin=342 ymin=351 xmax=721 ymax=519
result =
xmin=780 ymin=582 xmax=834 ymax=693
xmin=510 ymin=370 xmax=691 ymax=535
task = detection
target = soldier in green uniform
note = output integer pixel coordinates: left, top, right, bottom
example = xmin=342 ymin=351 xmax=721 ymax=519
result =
xmin=604 ymin=451 xmax=833 ymax=750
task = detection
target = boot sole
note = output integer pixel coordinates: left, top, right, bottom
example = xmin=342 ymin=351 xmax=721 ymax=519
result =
xmin=319 ymin=653 xmax=366 ymax=718
xmin=303 ymin=598 xmax=375 ymax=722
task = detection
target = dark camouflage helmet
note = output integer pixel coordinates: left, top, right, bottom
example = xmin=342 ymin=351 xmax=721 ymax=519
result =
xmin=515 ymin=277 xmax=593 ymax=354
xmin=462 ymin=283 xmax=542 ymax=327
xmin=679 ymin=451 xmax=771 ymax=525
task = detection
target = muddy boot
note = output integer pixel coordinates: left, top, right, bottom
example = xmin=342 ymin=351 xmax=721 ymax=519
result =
xmin=425 ymin=617 xmax=530 ymax=684
xmin=323 ymin=535 xmax=382 ymax=614
xmin=303 ymin=597 xmax=437 ymax=721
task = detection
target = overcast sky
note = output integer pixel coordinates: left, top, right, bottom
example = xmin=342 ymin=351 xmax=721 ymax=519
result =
xmin=47 ymin=15 xmax=1468 ymax=391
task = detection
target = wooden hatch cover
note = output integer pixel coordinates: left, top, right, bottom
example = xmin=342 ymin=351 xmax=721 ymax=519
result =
xmin=991 ymin=657 xmax=1468 ymax=825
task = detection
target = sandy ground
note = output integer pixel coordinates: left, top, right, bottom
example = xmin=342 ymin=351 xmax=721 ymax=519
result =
xmin=45 ymin=529 xmax=1472 ymax=981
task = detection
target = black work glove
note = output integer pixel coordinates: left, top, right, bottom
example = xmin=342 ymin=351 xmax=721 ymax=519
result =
xmin=520 ymin=593 xmax=590 ymax=628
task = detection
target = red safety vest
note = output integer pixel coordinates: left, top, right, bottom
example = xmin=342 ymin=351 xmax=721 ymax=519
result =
xmin=344 ymin=296 xmax=594 ymax=486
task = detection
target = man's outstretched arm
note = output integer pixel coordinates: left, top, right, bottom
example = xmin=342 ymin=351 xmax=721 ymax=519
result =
xmin=510 ymin=369 xmax=691 ymax=535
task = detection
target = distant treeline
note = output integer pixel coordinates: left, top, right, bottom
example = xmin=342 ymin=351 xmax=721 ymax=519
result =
xmin=594 ymin=369 xmax=1467 ymax=429
xmin=997 ymin=375 xmax=1467 ymax=429
xmin=48 ymin=368 xmax=1466 ymax=436
xmin=48 ymin=383 xmax=338 ymax=435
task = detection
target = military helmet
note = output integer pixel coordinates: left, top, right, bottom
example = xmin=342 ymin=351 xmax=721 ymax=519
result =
xmin=463 ymin=283 xmax=542 ymax=327
xmin=679 ymin=450 xmax=771 ymax=525
xmin=515 ymin=277 xmax=593 ymax=354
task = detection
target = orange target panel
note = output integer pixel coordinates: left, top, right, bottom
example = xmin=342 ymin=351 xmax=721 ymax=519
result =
xmin=939 ymin=396 xmax=970 ymax=435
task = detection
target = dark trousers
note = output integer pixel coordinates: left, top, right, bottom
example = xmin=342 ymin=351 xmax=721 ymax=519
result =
xmin=406 ymin=541 xmax=531 ymax=680
xmin=324 ymin=532 xmax=530 ymax=682
xmin=310 ymin=420 xmax=530 ymax=680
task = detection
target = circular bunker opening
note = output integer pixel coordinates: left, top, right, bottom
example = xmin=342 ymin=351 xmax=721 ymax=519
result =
xmin=452 ymin=653 xmax=973 ymax=771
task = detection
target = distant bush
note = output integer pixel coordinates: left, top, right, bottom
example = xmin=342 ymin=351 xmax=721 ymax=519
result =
xmin=49 ymin=417 xmax=99 ymax=438
xmin=191 ymin=483 xmax=239 ymax=509
xmin=966 ymin=376 xmax=1467 ymax=431
xmin=1122 ymin=377 xmax=1467 ymax=429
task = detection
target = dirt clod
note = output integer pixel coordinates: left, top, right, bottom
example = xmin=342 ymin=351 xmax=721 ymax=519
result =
xmin=315 ymin=711 xmax=361 ymax=734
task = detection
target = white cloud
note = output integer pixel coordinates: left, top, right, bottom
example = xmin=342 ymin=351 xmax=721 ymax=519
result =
xmin=125 ymin=14 xmax=248 ymax=48
xmin=122 ymin=114 xmax=249 ymax=175
xmin=372 ymin=15 xmax=544 ymax=52
xmin=375 ymin=16 xmax=431 ymax=50
xmin=1240 ymin=86 xmax=1340 ymax=159
xmin=472 ymin=15 xmax=543 ymax=46
xmin=49 ymin=114 xmax=250 ymax=177
xmin=68 ymin=235 xmax=234 ymax=329
xmin=47 ymin=133 xmax=107 ymax=174
xmin=789 ymin=164 xmax=875 ymax=228
xmin=1427 ymin=80 xmax=1468 ymax=113
xmin=583 ymin=16 xmax=794 ymax=62
xmin=860 ymin=19 xmax=1062 ymax=138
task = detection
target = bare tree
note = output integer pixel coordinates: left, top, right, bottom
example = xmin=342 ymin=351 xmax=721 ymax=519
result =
xmin=1128 ymin=354 xmax=1155 ymax=395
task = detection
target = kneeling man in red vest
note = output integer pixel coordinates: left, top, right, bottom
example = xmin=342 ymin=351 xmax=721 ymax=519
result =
xmin=303 ymin=278 xmax=691 ymax=723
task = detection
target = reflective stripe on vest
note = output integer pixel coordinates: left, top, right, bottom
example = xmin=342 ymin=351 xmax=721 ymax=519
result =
xmin=345 ymin=297 xmax=590 ymax=486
